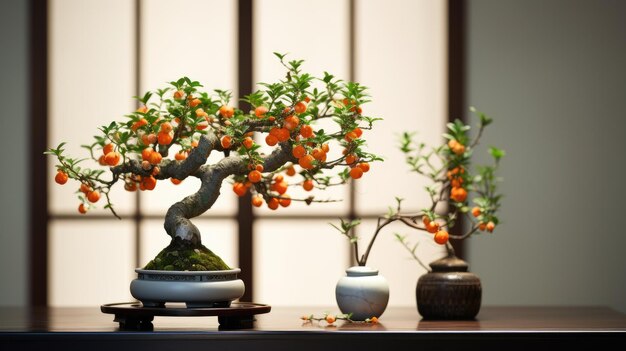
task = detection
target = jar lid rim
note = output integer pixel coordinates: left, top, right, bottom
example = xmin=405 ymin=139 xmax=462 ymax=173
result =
xmin=346 ymin=266 xmax=379 ymax=276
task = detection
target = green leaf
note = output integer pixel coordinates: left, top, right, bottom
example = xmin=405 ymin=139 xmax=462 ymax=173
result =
xmin=488 ymin=147 xmax=506 ymax=161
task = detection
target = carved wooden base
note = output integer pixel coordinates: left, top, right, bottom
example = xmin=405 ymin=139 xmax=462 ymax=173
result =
xmin=101 ymin=302 xmax=271 ymax=330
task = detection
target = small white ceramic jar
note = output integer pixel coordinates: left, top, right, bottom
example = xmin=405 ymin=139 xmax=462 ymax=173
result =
xmin=335 ymin=266 xmax=389 ymax=321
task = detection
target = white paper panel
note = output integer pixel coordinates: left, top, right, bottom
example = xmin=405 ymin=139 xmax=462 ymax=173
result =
xmin=359 ymin=219 xmax=446 ymax=308
xmin=254 ymin=219 xmax=349 ymax=306
xmin=48 ymin=0 xmax=135 ymax=215
xmin=253 ymin=0 xmax=350 ymax=216
xmin=354 ymin=0 xmax=447 ymax=213
xmin=140 ymin=219 xmax=238 ymax=270
xmin=49 ymin=220 xmax=135 ymax=306
xmin=139 ymin=0 xmax=237 ymax=215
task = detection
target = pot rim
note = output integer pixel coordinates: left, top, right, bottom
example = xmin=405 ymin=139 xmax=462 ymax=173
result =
xmin=135 ymin=268 xmax=241 ymax=276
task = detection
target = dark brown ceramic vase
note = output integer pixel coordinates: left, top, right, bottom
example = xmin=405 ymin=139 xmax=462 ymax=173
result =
xmin=416 ymin=254 xmax=481 ymax=320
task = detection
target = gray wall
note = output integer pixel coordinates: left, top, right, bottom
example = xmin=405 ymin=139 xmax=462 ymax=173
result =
xmin=467 ymin=0 xmax=626 ymax=313
xmin=0 ymin=0 xmax=29 ymax=306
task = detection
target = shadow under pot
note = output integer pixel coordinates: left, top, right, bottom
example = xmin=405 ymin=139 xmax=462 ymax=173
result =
xmin=416 ymin=255 xmax=481 ymax=320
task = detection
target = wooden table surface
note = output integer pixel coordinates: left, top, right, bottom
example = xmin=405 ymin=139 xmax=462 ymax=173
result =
xmin=1 ymin=305 xmax=625 ymax=349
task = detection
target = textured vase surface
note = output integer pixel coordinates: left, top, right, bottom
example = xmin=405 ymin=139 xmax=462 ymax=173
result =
xmin=416 ymin=255 xmax=481 ymax=320
xmin=335 ymin=266 xmax=389 ymax=321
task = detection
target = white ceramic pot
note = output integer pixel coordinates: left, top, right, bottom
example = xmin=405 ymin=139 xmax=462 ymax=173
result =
xmin=335 ymin=266 xmax=389 ymax=321
xmin=130 ymin=268 xmax=245 ymax=308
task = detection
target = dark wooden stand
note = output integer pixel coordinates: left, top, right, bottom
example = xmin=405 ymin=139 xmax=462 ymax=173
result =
xmin=100 ymin=302 xmax=271 ymax=330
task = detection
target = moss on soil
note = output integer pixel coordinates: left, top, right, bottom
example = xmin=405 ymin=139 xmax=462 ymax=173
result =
xmin=144 ymin=238 xmax=231 ymax=271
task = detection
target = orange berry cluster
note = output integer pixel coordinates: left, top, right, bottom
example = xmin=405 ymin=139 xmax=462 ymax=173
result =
xmin=423 ymin=216 xmax=449 ymax=245
xmin=447 ymin=166 xmax=467 ymax=203
xmin=471 ymin=206 xmax=496 ymax=233
xmin=232 ymin=168 xmax=294 ymax=211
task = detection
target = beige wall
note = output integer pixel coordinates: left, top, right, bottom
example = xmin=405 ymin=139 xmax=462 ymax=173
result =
xmin=0 ymin=0 xmax=28 ymax=306
xmin=467 ymin=0 xmax=626 ymax=313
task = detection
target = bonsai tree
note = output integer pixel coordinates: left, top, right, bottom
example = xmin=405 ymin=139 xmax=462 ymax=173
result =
xmin=47 ymin=54 xmax=381 ymax=271
xmin=332 ymin=108 xmax=503 ymax=269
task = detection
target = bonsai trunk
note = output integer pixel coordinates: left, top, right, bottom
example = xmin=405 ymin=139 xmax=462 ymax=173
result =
xmin=163 ymin=134 xmax=295 ymax=245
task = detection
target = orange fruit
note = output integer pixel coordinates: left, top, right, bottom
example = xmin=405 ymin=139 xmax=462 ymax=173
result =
xmin=286 ymin=166 xmax=296 ymax=176
xmin=273 ymin=181 xmax=288 ymax=195
xmin=344 ymin=131 xmax=358 ymax=142
xmin=219 ymin=105 xmax=235 ymax=118
xmin=104 ymin=151 xmax=121 ymax=166
xmin=80 ymin=183 xmax=92 ymax=194
xmin=298 ymin=154 xmax=315 ymax=170
xmin=451 ymin=178 xmax=463 ymax=188
xmin=422 ymin=216 xmax=431 ymax=226
xmin=304 ymin=96 xmax=311 ymax=103
xmin=255 ymin=164 xmax=264 ymax=172
xmin=149 ymin=151 xmax=162 ymax=165
xmin=103 ymin=143 xmax=114 ymax=155
xmin=136 ymin=106 xmax=148 ymax=113
xmin=479 ymin=222 xmax=487 ymax=231
xmin=265 ymin=134 xmax=278 ymax=146
xmin=267 ymin=197 xmax=279 ymax=210
xmin=196 ymin=120 xmax=209 ymax=130
xmin=275 ymin=128 xmax=290 ymax=142
xmin=292 ymin=145 xmax=307 ymax=159
xmin=55 ymin=171 xmax=68 ymax=185
xmin=471 ymin=207 xmax=481 ymax=217
xmin=251 ymin=196 xmax=263 ymax=207
xmin=284 ymin=115 xmax=300 ymax=131
xmin=142 ymin=176 xmax=157 ymax=191
xmin=434 ymin=230 xmax=449 ymax=245
xmin=486 ymin=221 xmax=495 ymax=232
xmin=294 ymin=101 xmax=307 ymax=114
xmin=98 ymin=155 xmax=107 ymax=166
xmin=353 ymin=127 xmax=363 ymax=137
xmin=243 ymin=137 xmax=254 ymax=149
xmin=453 ymin=144 xmax=465 ymax=155
xmin=448 ymin=139 xmax=459 ymax=150
xmin=274 ymin=174 xmax=284 ymax=182
xmin=255 ymin=106 xmax=268 ymax=118
xmin=195 ymin=108 xmax=208 ymax=118
xmin=158 ymin=131 xmax=173 ymax=145
xmin=142 ymin=147 xmax=154 ymax=161
xmin=160 ymin=122 xmax=173 ymax=133
xmin=450 ymin=187 xmax=467 ymax=202
xmin=299 ymin=125 xmax=314 ymax=138
xmin=248 ymin=170 xmax=262 ymax=183
xmin=221 ymin=135 xmax=232 ymax=149
xmin=175 ymin=151 xmax=188 ymax=161
xmin=349 ymin=167 xmax=364 ymax=179
xmin=302 ymin=179 xmax=314 ymax=191
xmin=345 ymin=154 xmax=357 ymax=165
xmin=124 ymin=182 xmax=137 ymax=192
xmin=426 ymin=221 xmax=439 ymax=234
xmin=190 ymin=98 xmax=202 ymax=107
xmin=233 ymin=182 xmax=247 ymax=197
xmin=171 ymin=178 xmax=182 ymax=185
xmin=87 ymin=190 xmax=100 ymax=203
xmin=147 ymin=133 xmax=157 ymax=144
xmin=357 ymin=162 xmax=370 ymax=173
xmin=311 ymin=148 xmax=325 ymax=161
xmin=152 ymin=166 xmax=160 ymax=176
xmin=325 ymin=315 xmax=336 ymax=324
xmin=173 ymin=90 xmax=184 ymax=100
xmin=321 ymin=143 xmax=330 ymax=153
xmin=78 ymin=203 xmax=87 ymax=214
xmin=279 ymin=194 xmax=291 ymax=207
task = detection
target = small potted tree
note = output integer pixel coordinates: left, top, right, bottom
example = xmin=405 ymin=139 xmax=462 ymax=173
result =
xmin=48 ymin=54 xmax=381 ymax=309
xmin=332 ymin=108 xmax=504 ymax=320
